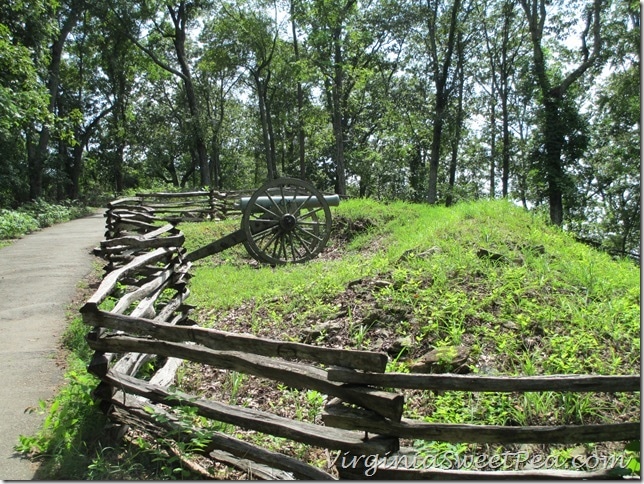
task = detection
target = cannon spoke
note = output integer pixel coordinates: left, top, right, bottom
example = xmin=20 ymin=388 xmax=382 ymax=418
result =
xmin=292 ymin=229 xmax=315 ymax=257
xmin=269 ymin=231 xmax=289 ymax=261
xmin=259 ymin=230 xmax=282 ymax=257
xmin=293 ymin=194 xmax=314 ymax=214
xmin=295 ymin=225 xmax=324 ymax=244
xmin=253 ymin=228 xmax=279 ymax=249
xmin=248 ymin=220 xmax=280 ymax=240
xmin=296 ymin=205 xmax=326 ymax=223
xmin=287 ymin=232 xmax=301 ymax=260
xmin=265 ymin=190 xmax=286 ymax=217
xmin=253 ymin=203 xmax=282 ymax=220
xmin=279 ymin=236 xmax=289 ymax=260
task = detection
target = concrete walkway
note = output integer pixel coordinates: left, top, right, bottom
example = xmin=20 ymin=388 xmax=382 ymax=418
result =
xmin=0 ymin=211 xmax=105 ymax=480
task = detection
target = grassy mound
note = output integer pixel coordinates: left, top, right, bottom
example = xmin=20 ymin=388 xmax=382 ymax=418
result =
xmin=176 ymin=198 xmax=639 ymax=474
xmin=183 ymin=198 xmax=639 ymax=377
xmin=25 ymin=198 xmax=638 ymax=479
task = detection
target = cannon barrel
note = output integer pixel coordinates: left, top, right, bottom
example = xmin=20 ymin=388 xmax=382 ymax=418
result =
xmin=238 ymin=194 xmax=340 ymax=211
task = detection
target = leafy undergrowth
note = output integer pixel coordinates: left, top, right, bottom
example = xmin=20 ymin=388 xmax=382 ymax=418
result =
xmin=0 ymin=199 xmax=94 ymax=245
xmin=173 ymin=198 xmax=640 ymax=477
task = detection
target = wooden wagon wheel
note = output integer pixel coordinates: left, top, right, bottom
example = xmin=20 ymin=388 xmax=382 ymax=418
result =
xmin=241 ymin=178 xmax=333 ymax=265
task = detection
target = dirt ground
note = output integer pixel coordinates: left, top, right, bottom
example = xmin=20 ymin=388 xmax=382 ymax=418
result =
xmin=0 ymin=211 xmax=105 ymax=480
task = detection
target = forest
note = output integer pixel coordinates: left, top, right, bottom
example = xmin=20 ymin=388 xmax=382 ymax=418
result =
xmin=0 ymin=0 xmax=640 ymax=257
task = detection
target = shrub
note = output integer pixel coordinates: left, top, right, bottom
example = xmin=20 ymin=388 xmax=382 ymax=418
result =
xmin=0 ymin=199 xmax=93 ymax=240
xmin=19 ymin=199 xmax=72 ymax=227
xmin=0 ymin=209 xmax=39 ymax=239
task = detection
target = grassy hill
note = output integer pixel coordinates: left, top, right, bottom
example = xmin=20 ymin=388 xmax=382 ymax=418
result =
xmin=183 ymin=198 xmax=639 ymax=379
xmin=174 ymin=197 xmax=640 ymax=475
xmin=23 ymin=197 xmax=639 ymax=479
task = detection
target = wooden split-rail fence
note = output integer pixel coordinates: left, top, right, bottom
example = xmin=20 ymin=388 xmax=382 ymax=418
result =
xmin=82 ymin=191 xmax=641 ymax=480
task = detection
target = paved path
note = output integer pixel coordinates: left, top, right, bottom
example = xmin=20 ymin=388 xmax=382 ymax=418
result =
xmin=0 ymin=211 xmax=105 ymax=480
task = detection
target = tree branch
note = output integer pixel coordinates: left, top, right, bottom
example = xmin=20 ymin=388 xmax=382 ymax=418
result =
xmin=556 ymin=0 xmax=603 ymax=95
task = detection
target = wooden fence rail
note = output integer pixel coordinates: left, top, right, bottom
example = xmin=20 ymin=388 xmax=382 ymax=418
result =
xmin=82 ymin=193 xmax=641 ymax=480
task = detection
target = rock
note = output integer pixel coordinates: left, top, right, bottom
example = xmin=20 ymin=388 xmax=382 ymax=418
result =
xmin=372 ymin=279 xmax=392 ymax=289
xmin=502 ymin=321 xmax=519 ymax=330
xmin=360 ymin=309 xmax=409 ymax=327
xmin=410 ymin=345 xmax=470 ymax=373
xmin=387 ymin=335 xmax=414 ymax=357
xmin=476 ymin=248 xmax=510 ymax=264
xmin=301 ymin=321 xmax=344 ymax=343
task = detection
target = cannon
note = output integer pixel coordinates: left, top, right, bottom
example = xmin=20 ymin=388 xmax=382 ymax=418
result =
xmin=185 ymin=178 xmax=340 ymax=265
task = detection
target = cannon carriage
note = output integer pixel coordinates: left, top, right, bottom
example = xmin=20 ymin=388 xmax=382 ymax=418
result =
xmin=185 ymin=177 xmax=340 ymax=265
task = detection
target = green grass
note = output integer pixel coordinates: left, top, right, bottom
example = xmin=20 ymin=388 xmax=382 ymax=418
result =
xmin=17 ymin=197 xmax=640 ymax=478
xmin=184 ymin=198 xmax=639 ymax=376
xmin=178 ymin=198 xmax=639 ymax=475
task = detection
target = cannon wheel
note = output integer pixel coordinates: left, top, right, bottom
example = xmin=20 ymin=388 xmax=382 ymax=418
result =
xmin=241 ymin=178 xmax=333 ymax=265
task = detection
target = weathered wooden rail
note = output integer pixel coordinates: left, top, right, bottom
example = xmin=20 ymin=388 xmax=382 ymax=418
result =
xmin=103 ymin=189 xmax=243 ymax=238
xmin=83 ymin=189 xmax=641 ymax=480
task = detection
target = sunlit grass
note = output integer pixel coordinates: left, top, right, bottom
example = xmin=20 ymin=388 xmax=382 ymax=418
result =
xmin=24 ymin=197 xmax=639 ymax=479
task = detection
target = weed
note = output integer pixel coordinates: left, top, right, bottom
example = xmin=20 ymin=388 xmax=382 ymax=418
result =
xmin=225 ymin=371 xmax=246 ymax=405
xmin=0 ymin=209 xmax=39 ymax=238
xmin=305 ymin=390 xmax=325 ymax=422
xmin=349 ymin=322 xmax=372 ymax=349
xmin=15 ymin=366 xmax=107 ymax=478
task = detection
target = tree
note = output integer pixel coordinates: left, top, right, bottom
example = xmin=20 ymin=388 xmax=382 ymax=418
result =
xmin=412 ymin=0 xmax=472 ymax=204
xmin=289 ymin=0 xmax=307 ymax=179
xmin=92 ymin=3 xmax=141 ymax=194
xmin=196 ymin=16 xmax=243 ymax=189
xmin=519 ymin=0 xmax=606 ymax=225
xmin=0 ymin=0 xmax=56 ymax=205
xmin=445 ymin=29 xmax=467 ymax=207
xmin=110 ymin=0 xmax=213 ymax=187
xmin=219 ymin=2 xmax=281 ymax=181
xmin=24 ymin=0 xmax=85 ymax=200
xmin=477 ymin=0 xmax=528 ymax=198
xmin=566 ymin=0 xmax=640 ymax=257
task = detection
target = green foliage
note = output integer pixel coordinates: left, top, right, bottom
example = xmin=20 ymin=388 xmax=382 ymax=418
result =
xmin=0 ymin=209 xmax=39 ymax=239
xmin=15 ymin=363 xmax=106 ymax=478
xmin=0 ymin=21 xmax=50 ymax=135
xmin=624 ymin=440 xmax=640 ymax=476
xmin=18 ymin=198 xmax=92 ymax=227
xmin=0 ymin=200 xmax=93 ymax=240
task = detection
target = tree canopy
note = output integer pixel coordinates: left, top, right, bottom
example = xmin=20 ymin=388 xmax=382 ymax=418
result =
xmin=0 ymin=0 xmax=639 ymax=257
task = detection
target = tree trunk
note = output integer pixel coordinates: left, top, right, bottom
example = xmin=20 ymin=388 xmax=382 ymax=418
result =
xmin=409 ymin=143 xmax=424 ymax=202
xmin=446 ymin=34 xmax=465 ymax=208
xmin=115 ymin=142 xmax=125 ymax=193
xmin=255 ymin=74 xmax=277 ymax=181
xmin=427 ymin=97 xmax=445 ymax=204
xmin=499 ymin=1 xmax=514 ymax=198
xmin=265 ymin=87 xmax=278 ymax=179
xmin=543 ymin=98 xmax=565 ymax=225
xmin=489 ymin=93 xmax=496 ymax=199
xmin=331 ymin=27 xmax=347 ymax=196
xmin=169 ymin=3 xmax=210 ymax=188
xmin=290 ymin=2 xmax=307 ymax=179
xmin=501 ymin=95 xmax=510 ymax=198
xmin=27 ymin=8 xmax=82 ymax=200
